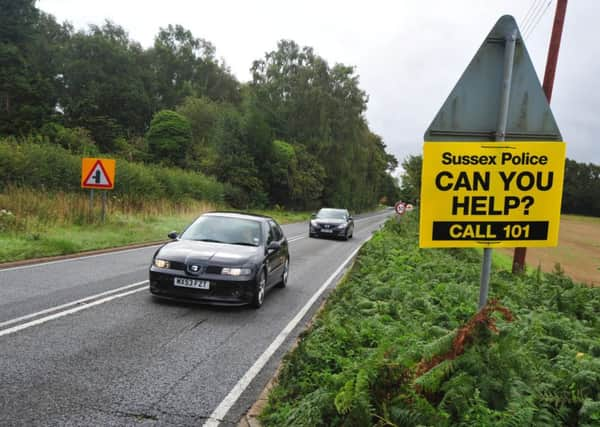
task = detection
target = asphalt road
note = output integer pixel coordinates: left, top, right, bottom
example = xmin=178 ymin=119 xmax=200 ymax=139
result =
xmin=0 ymin=209 xmax=394 ymax=426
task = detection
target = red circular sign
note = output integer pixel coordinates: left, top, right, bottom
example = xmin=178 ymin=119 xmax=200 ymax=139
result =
xmin=394 ymin=201 xmax=406 ymax=215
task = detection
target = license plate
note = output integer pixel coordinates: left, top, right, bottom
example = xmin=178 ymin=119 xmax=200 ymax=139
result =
xmin=174 ymin=277 xmax=210 ymax=290
xmin=321 ymin=229 xmax=333 ymax=233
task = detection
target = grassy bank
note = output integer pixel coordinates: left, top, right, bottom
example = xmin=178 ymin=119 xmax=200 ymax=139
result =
xmin=260 ymin=213 xmax=600 ymax=426
xmin=0 ymin=186 xmax=311 ymax=263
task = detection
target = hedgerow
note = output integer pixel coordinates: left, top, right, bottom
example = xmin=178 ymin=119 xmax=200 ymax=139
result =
xmin=261 ymin=213 xmax=600 ymax=426
xmin=0 ymin=139 xmax=224 ymax=203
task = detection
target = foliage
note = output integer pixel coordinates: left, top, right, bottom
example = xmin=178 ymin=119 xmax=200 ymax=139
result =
xmin=145 ymin=109 xmax=192 ymax=167
xmin=4 ymin=3 xmax=401 ymax=211
xmin=398 ymin=154 xmax=422 ymax=204
xmin=250 ymin=40 xmax=399 ymax=210
xmin=0 ymin=0 xmax=61 ymax=135
xmin=562 ymin=158 xmax=600 ymax=217
xmin=149 ymin=24 xmax=240 ymax=108
xmin=0 ymin=139 xmax=224 ymax=203
xmin=261 ymin=213 xmax=600 ymax=426
xmin=60 ymin=21 xmax=155 ymax=150
xmin=0 ymin=185 xmax=216 ymax=262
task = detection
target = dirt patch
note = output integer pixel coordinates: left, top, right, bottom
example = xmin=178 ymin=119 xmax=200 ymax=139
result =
xmin=499 ymin=215 xmax=600 ymax=286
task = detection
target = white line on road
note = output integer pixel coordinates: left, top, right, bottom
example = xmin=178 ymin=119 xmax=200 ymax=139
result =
xmin=203 ymin=238 xmax=371 ymax=427
xmin=0 ymin=282 xmax=148 ymax=337
xmin=0 ymin=280 xmax=149 ymax=329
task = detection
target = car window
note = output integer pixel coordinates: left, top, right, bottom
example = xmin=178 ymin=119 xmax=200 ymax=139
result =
xmin=268 ymin=221 xmax=282 ymax=243
xmin=180 ymin=216 xmax=262 ymax=246
xmin=271 ymin=221 xmax=283 ymax=241
xmin=316 ymin=209 xmax=346 ymax=220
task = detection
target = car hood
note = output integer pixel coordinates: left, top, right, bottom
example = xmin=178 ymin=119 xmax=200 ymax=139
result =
xmin=312 ymin=218 xmax=346 ymax=225
xmin=157 ymin=240 xmax=260 ymax=266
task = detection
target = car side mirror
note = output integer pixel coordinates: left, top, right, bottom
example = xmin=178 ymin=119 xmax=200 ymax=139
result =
xmin=267 ymin=241 xmax=281 ymax=252
xmin=167 ymin=231 xmax=178 ymax=239
xmin=348 ymin=216 xmax=353 ymax=221
xmin=311 ymin=213 xmax=317 ymax=219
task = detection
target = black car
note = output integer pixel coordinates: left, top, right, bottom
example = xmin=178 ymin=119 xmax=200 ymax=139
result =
xmin=149 ymin=212 xmax=289 ymax=308
xmin=308 ymin=208 xmax=354 ymax=240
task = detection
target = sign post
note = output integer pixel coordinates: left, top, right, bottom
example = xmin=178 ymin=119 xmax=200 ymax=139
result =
xmin=421 ymin=16 xmax=565 ymax=310
xmin=81 ymin=158 xmax=116 ymax=222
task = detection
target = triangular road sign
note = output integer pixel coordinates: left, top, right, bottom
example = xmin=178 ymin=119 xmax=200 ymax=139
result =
xmin=83 ymin=160 xmax=113 ymax=189
xmin=425 ymin=15 xmax=562 ymax=141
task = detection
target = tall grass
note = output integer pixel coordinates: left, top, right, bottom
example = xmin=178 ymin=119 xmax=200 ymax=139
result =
xmin=0 ymin=185 xmax=217 ymax=233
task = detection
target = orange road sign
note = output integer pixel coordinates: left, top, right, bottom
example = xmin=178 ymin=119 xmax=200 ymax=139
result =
xmin=81 ymin=158 xmax=115 ymax=189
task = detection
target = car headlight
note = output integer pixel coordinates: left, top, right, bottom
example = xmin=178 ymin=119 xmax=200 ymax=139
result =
xmin=310 ymin=220 xmax=319 ymax=227
xmin=337 ymin=223 xmax=346 ymax=229
xmin=222 ymin=267 xmax=252 ymax=276
xmin=154 ymin=258 xmax=170 ymax=269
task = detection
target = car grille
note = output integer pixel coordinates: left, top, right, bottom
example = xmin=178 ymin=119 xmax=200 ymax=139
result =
xmin=168 ymin=262 xmax=222 ymax=275
xmin=170 ymin=261 xmax=186 ymax=271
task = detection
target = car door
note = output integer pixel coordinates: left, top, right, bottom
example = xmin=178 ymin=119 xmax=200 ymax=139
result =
xmin=265 ymin=221 xmax=285 ymax=286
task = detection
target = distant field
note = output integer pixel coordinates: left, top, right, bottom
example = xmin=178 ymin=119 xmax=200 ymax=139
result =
xmin=499 ymin=214 xmax=600 ymax=286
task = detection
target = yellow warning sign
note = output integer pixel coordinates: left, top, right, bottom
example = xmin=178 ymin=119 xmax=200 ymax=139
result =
xmin=81 ymin=158 xmax=116 ymax=189
xmin=419 ymin=141 xmax=565 ymax=248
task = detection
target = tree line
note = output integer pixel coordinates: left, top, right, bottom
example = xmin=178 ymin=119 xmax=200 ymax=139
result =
xmin=1 ymin=0 xmax=400 ymax=210
xmin=398 ymin=155 xmax=600 ymax=217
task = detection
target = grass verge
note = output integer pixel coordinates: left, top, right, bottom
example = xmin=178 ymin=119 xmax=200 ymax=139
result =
xmin=0 ymin=186 xmax=313 ymax=263
xmin=260 ymin=213 xmax=600 ymax=426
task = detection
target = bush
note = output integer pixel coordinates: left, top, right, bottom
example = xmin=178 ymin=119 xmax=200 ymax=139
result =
xmin=0 ymin=139 xmax=224 ymax=204
xmin=146 ymin=110 xmax=192 ymax=167
xmin=260 ymin=213 xmax=600 ymax=426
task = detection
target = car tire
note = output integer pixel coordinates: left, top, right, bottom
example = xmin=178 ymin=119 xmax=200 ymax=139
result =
xmin=342 ymin=229 xmax=349 ymax=241
xmin=251 ymin=270 xmax=267 ymax=309
xmin=276 ymin=258 xmax=289 ymax=288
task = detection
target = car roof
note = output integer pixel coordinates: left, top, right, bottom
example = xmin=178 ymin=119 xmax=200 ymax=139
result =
xmin=203 ymin=211 xmax=274 ymax=223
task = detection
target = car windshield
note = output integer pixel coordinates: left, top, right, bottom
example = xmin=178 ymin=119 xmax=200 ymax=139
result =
xmin=316 ymin=209 xmax=347 ymax=220
xmin=180 ymin=216 xmax=262 ymax=246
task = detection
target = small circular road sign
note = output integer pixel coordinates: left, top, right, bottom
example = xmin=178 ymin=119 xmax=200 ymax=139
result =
xmin=394 ymin=201 xmax=406 ymax=215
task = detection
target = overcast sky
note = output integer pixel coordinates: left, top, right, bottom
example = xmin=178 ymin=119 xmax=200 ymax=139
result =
xmin=37 ymin=0 xmax=600 ymax=169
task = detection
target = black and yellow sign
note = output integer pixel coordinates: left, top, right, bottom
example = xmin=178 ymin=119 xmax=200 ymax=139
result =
xmin=419 ymin=141 xmax=566 ymax=248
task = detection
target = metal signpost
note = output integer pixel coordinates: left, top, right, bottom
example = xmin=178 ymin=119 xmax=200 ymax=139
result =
xmin=421 ymin=16 xmax=565 ymax=310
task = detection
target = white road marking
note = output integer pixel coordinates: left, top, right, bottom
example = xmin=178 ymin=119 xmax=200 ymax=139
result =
xmin=0 ymin=235 xmax=307 ymax=335
xmin=203 ymin=237 xmax=372 ymax=427
xmin=0 ymin=281 xmax=149 ymax=329
xmin=0 ymin=282 xmax=148 ymax=337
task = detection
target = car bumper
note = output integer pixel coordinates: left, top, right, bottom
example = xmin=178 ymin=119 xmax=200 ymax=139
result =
xmin=149 ymin=269 xmax=256 ymax=306
xmin=309 ymin=227 xmax=347 ymax=237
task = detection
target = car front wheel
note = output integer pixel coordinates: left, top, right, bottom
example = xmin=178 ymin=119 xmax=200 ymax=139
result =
xmin=251 ymin=270 xmax=267 ymax=309
xmin=276 ymin=258 xmax=289 ymax=288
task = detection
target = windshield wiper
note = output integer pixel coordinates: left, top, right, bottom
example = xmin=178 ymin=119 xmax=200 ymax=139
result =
xmin=230 ymin=242 xmax=258 ymax=246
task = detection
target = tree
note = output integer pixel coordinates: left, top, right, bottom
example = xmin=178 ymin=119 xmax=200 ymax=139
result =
xmin=0 ymin=0 xmax=59 ymax=135
xmin=149 ymin=25 xmax=240 ymax=109
xmin=251 ymin=40 xmax=389 ymax=210
xmin=210 ymin=108 xmax=267 ymax=208
xmin=146 ymin=110 xmax=192 ymax=167
xmin=399 ymin=155 xmax=422 ymax=204
xmin=562 ymin=158 xmax=600 ymax=216
xmin=60 ymin=21 xmax=155 ymax=150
